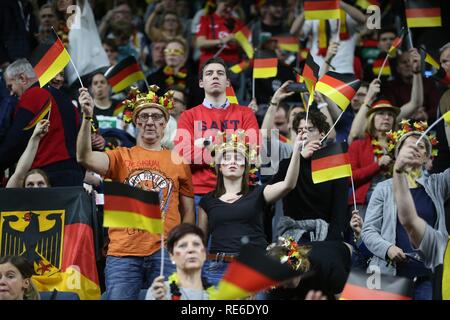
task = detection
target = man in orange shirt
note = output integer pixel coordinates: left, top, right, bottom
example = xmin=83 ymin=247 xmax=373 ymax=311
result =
xmin=77 ymin=86 xmax=195 ymax=300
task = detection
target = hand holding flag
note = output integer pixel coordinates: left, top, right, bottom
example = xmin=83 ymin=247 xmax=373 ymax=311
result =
xmin=23 ymin=98 xmax=52 ymax=130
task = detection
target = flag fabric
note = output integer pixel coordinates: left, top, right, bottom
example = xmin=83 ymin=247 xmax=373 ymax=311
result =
xmin=0 ymin=187 xmax=101 ymax=300
xmin=253 ymin=58 xmax=278 ymax=78
xmin=405 ymin=0 xmax=442 ymax=28
xmin=388 ymin=35 xmax=403 ymax=57
xmin=433 ymin=67 xmax=450 ymax=88
xmin=304 ymin=0 xmax=341 ymax=20
xmin=311 ymin=142 xmax=352 ymax=184
xmin=105 ymin=56 xmax=145 ymax=93
xmin=420 ymin=49 xmax=440 ymax=69
xmin=229 ymin=59 xmax=251 ymax=74
xmin=226 ymin=86 xmax=238 ymax=104
xmin=298 ymin=48 xmax=310 ymax=62
xmin=30 ymin=38 xmax=71 ymax=88
xmin=103 ymin=181 xmax=163 ymax=234
xmin=315 ymin=72 xmax=361 ymax=111
xmin=274 ymin=36 xmax=299 ymax=53
xmin=443 ymin=111 xmax=450 ymax=125
xmin=341 ymin=270 xmax=413 ymax=300
xmin=302 ymin=52 xmax=320 ymax=106
xmin=235 ymin=26 xmax=254 ymax=59
xmin=372 ymin=57 xmax=391 ymax=76
xmin=23 ymin=98 xmax=51 ymax=130
xmin=442 ymin=237 xmax=450 ymax=300
xmin=209 ymin=245 xmax=300 ymax=300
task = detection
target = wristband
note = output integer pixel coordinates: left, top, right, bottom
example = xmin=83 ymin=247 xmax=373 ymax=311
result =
xmin=394 ymin=168 xmax=405 ymax=174
xmin=84 ymin=115 xmax=93 ymax=121
xmin=269 ymin=101 xmax=278 ymax=107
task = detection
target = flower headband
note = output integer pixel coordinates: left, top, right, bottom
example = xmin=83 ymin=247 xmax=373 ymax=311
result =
xmin=122 ymin=85 xmax=174 ymax=124
xmin=386 ymin=120 xmax=438 ymax=158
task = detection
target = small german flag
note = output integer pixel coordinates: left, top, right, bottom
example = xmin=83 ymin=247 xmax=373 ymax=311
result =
xmin=405 ymin=0 xmax=442 ymax=28
xmin=274 ymin=36 xmax=299 ymax=53
xmin=311 ymin=142 xmax=352 ymax=184
xmin=315 ymin=71 xmax=361 ymax=111
xmin=209 ymin=245 xmax=300 ymax=300
xmin=105 ymin=56 xmax=145 ymax=93
xmin=235 ymin=26 xmax=254 ymax=59
xmin=31 ymin=38 xmax=70 ymax=88
xmin=302 ymin=52 xmax=320 ymax=105
xmin=229 ymin=59 xmax=251 ymax=74
xmin=340 ymin=270 xmax=413 ymax=300
xmin=304 ymin=0 xmax=341 ymax=20
xmin=23 ymin=98 xmax=51 ymax=130
xmin=104 ymin=181 xmax=163 ymax=234
xmin=388 ymin=35 xmax=403 ymax=57
xmin=420 ymin=48 xmax=440 ymax=69
xmin=226 ymin=86 xmax=238 ymax=104
xmin=253 ymin=58 xmax=278 ymax=78
xmin=298 ymin=48 xmax=310 ymax=62
xmin=372 ymin=57 xmax=391 ymax=76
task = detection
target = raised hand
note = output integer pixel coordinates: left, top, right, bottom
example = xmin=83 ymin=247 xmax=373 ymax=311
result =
xmin=78 ymin=88 xmax=94 ymax=117
xmin=271 ymin=80 xmax=296 ymax=105
xmin=32 ymin=119 xmax=50 ymax=139
xmin=300 ymin=139 xmax=321 ymax=159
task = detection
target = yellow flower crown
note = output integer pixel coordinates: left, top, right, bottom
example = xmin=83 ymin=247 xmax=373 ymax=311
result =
xmin=122 ymin=85 xmax=174 ymax=124
xmin=210 ymin=130 xmax=259 ymax=170
xmin=386 ymin=120 xmax=439 ymax=157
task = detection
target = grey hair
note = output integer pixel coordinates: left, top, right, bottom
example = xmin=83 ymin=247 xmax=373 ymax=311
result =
xmin=440 ymin=42 xmax=450 ymax=54
xmin=4 ymin=58 xmax=36 ymax=80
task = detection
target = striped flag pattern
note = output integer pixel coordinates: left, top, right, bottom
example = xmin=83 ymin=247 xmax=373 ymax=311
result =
xmin=405 ymin=0 xmax=442 ymax=28
xmin=304 ymin=0 xmax=341 ymax=20
xmin=311 ymin=142 xmax=352 ymax=184
xmin=23 ymin=98 xmax=51 ymax=130
xmin=315 ymin=72 xmax=361 ymax=111
xmin=253 ymin=58 xmax=278 ymax=78
xmin=105 ymin=56 xmax=146 ymax=93
xmin=31 ymin=38 xmax=70 ymax=88
xmin=103 ymin=181 xmax=163 ymax=234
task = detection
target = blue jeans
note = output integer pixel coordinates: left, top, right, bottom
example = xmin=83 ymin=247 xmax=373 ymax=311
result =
xmin=104 ymin=250 xmax=176 ymax=300
xmin=204 ymin=260 xmax=229 ymax=286
xmin=194 ymin=194 xmax=203 ymax=225
xmin=413 ymin=279 xmax=432 ymax=300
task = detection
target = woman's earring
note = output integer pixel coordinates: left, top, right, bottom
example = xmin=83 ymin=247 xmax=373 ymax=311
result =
xmin=171 ymin=260 xmax=175 ymax=265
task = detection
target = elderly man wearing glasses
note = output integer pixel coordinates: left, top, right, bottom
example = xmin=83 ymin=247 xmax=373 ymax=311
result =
xmin=76 ymin=85 xmax=195 ymax=300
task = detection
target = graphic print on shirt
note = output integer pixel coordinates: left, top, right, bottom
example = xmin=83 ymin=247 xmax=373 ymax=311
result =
xmin=126 ymin=170 xmax=174 ymax=217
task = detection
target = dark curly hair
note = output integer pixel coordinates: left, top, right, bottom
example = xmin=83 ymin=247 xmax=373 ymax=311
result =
xmin=292 ymin=110 xmax=330 ymax=135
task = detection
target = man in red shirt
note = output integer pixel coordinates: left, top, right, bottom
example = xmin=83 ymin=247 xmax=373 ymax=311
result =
xmin=195 ymin=0 xmax=244 ymax=68
xmin=174 ymin=57 xmax=259 ymax=216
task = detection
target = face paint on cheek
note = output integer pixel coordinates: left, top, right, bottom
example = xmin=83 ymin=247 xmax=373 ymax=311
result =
xmin=175 ymin=252 xmax=181 ymax=256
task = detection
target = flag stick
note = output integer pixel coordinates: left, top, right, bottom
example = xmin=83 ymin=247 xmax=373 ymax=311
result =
xmin=252 ymin=74 xmax=256 ymax=100
xmin=350 ymin=172 xmax=357 ymax=212
xmin=416 ymin=113 xmax=445 ymax=146
xmin=320 ymin=109 xmax=345 ymax=143
xmin=51 ymin=26 xmax=84 ymax=88
xmin=213 ymin=44 xmax=227 ymax=58
xmin=302 ymin=98 xmax=311 ymax=150
xmin=160 ymin=227 xmax=165 ymax=277
xmin=407 ymin=27 xmax=413 ymax=49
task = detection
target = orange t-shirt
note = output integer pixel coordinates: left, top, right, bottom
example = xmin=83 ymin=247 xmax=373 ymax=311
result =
xmin=104 ymin=146 xmax=194 ymax=256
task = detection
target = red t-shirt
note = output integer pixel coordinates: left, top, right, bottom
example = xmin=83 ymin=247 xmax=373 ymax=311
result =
xmin=196 ymin=13 xmax=244 ymax=67
xmin=174 ymin=103 xmax=259 ymax=195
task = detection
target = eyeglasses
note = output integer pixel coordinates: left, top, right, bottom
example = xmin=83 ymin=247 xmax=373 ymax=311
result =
xmin=137 ymin=113 xmax=165 ymax=122
xmin=164 ymin=48 xmax=185 ymax=56
xmin=297 ymin=126 xmax=318 ymax=133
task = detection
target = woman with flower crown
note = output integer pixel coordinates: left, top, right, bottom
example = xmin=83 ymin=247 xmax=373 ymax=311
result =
xmin=146 ymin=223 xmax=213 ymax=300
xmin=197 ymin=129 xmax=308 ymax=285
xmin=362 ymin=123 xmax=442 ymax=300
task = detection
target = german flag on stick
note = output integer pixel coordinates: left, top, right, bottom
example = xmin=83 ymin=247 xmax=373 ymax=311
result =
xmin=23 ymin=98 xmax=52 ymax=130
xmin=355 ymin=0 xmax=379 ymax=9
xmin=304 ymin=0 xmax=341 ymax=20
xmin=311 ymin=142 xmax=352 ymax=184
xmin=302 ymin=52 xmax=320 ymax=106
xmin=104 ymin=181 xmax=163 ymax=234
xmin=405 ymin=0 xmax=442 ymax=28
xmin=253 ymin=58 xmax=278 ymax=78
xmin=372 ymin=57 xmax=391 ymax=76
xmin=226 ymin=86 xmax=238 ymax=104
xmin=105 ymin=56 xmax=146 ymax=93
xmin=273 ymin=36 xmax=299 ymax=53
xmin=31 ymin=38 xmax=70 ymax=88
xmin=340 ymin=270 xmax=413 ymax=300
xmin=229 ymin=59 xmax=251 ymax=74
xmin=420 ymin=47 xmax=441 ymax=69
xmin=209 ymin=245 xmax=301 ymax=300
xmin=315 ymin=71 xmax=361 ymax=111
xmin=235 ymin=25 xmax=254 ymax=59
